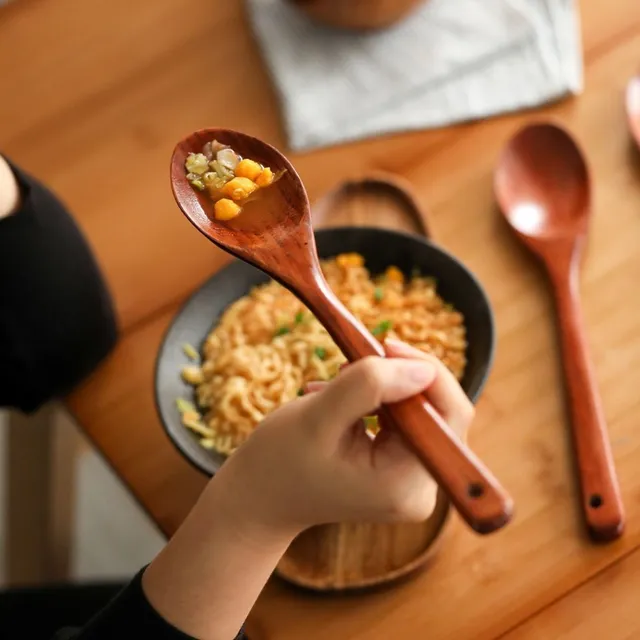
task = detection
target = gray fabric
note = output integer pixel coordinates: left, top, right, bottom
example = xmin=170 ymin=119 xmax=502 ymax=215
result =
xmin=247 ymin=0 xmax=582 ymax=151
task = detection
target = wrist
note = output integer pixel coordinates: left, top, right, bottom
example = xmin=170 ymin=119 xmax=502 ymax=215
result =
xmin=207 ymin=455 xmax=301 ymax=549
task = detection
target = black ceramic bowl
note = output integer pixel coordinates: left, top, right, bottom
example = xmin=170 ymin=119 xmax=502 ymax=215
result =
xmin=155 ymin=227 xmax=495 ymax=477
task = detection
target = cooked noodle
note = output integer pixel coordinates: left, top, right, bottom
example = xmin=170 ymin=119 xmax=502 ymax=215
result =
xmin=177 ymin=254 xmax=467 ymax=456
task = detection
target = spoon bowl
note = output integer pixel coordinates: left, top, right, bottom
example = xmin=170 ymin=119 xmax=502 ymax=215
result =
xmin=171 ymin=128 xmax=513 ymax=535
xmin=495 ymin=122 xmax=590 ymax=242
xmin=171 ymin=130 xmax=311 ymax=276
xmin=494 ymin=121 xmax=624 ymax=542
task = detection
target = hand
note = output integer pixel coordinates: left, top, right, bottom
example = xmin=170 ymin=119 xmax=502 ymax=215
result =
xmin=216 ymin=338 xmax=474 ymax=537
xmin=143 ymin=339 xmax=474 ymax=640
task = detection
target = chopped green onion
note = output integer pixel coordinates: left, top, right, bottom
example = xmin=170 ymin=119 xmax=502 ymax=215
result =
xmin=374 ymin=287 xmax=384 ymax=302
xmin=185 ymin=153 xmax=209 ymax=175
xmin=182 ymin=343 xmax=199 ymax=361
xmin=295 ymin=311 xmax=305 ymax=324
xmin=372 ymin=320 xmax=392 ymax=336
xmin=297 ymin=388 xmax=304 ymax=397
xmin=363 ymin=415 xmax=380 ymax=435
xmin=274 ymin=326 xmax=291 ymax=337
xmin=443 ymin=303 xmax=454 ymax=311
xmin=313 ymin=346 xmax=327 ymax=360
xmin=176 ymin=398 xmax=196 ymax=414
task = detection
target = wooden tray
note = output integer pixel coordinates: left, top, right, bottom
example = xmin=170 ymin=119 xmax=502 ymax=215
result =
xmin=275 ymin=173 xmax=455 ymax=591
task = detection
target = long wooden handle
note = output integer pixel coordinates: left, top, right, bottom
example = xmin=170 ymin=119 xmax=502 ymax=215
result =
xmin=551 ymin=272 xmax=625 ymax=541
xmin=309 ymin=283 xmax=513 ymax=534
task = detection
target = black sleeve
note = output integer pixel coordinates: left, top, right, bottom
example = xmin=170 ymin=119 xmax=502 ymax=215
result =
xmin=0 ymin=158 xmax=118 ymax=412
xmin=52 ymin=568 xmax=247 ymax=640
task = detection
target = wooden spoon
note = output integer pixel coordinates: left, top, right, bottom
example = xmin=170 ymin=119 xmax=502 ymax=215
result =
xmin=626 ymin=74 xmax=640 ymax=148
xmin=171 ymin=128 xmax=513 ymax=535
xmin=494 ymin=121 xmax=624 ymax=542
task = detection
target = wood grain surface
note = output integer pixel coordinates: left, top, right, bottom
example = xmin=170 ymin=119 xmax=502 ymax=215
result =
xmin=2 ymin=0 xmax=640 ymax=638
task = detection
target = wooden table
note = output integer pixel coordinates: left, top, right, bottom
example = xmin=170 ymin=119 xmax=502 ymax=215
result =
xmin=2 ymin=0 xmax=640 ymax=637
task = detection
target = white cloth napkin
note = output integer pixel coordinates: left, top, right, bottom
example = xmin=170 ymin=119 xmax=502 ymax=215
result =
xmin=246 ymin=0 xmax=582 ymax=152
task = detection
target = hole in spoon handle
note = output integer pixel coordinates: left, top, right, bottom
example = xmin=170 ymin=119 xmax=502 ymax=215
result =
xmin=585 ymin=493 xmax=623 ymax=542
xmin=380 ymin=397 xmax=513 ymax=534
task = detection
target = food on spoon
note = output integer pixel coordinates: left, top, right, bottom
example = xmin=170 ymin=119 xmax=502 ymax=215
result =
xmin=184 ymin=139 xmax=283 ymax=221
xmin=214 ymin=199 xmax=242 ymax=221
xmin=235 ymin=159 xmax=263 ymax=181
xmin=221 ymin=177 xmax=258 ymax=201
xmin=255 ymin=167 xmax=274 ymax=187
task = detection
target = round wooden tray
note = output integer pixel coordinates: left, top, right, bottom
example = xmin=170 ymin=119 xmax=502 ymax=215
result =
xmin=276 ymin=489 xmax=451 ymax=591
xmin=275 ymin=173 xmax=456 ymax=591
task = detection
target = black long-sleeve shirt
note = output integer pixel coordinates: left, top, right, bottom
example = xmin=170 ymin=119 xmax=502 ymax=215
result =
xmin=0 ymin=160 xmax=245 ymax=639
xmin=0 ymin=159 xmax=118 ymax=412
xmin=53 ymin=570 xmax=195 ymax=639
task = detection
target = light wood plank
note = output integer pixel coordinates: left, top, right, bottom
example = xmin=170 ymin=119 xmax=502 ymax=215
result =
xmin=502 ymin=548 xmax=640 ymax=639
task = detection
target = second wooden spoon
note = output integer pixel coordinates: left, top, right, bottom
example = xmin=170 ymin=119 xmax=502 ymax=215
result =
xmin=495 ymin=121 xmax=624 ymax=542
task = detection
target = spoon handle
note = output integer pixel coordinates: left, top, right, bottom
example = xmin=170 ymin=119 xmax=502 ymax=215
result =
xmin=551 ymin=271 xmax=625 ymax=541
xmin=309 ymin=283 xmax=513 ymax=534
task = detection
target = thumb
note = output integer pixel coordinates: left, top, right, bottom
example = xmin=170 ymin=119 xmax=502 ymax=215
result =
xmin=309 ymin=356 xmax=436 ymax=434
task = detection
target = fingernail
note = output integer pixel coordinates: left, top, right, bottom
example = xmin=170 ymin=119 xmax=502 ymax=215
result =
xmin=400 ymin=360 xmax=435 ymax=385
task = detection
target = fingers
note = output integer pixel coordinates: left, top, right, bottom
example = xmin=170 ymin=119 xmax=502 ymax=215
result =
xmin=301 ymin=339 xmax=474 ymax=438
xmin=383 ymin=339 xmax=474 ymax=436
xmin=306 ymin=356 xmax=437 ymax=433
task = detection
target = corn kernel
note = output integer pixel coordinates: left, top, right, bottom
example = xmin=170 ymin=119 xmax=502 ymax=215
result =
xmin=214 ymin=198 xmax=242 ymax=220
xmin=181 ymin=365 xmax=204 ymax=385
xmin=182 ymin=410 xmax=201 ymax=423
xmin=385 ymin=266 xmax=405 ymax=283
xmin=255 ymin=167 xmax=274 ymax=187
xmin=221 ymin=177 xmax=258 ymax=201
xmin=336 ymin=253 xmax=364 ymax=268
xmin=235 ymin=159 xmax=263 ymax=181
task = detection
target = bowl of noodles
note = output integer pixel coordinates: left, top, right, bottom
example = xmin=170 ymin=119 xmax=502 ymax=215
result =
xmin=155 ymin=225 xmax=495 ymax=589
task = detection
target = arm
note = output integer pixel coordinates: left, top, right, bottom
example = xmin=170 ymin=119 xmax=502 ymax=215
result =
xmin=0 ymin=155 xmax=21 ymax=218
xmin=0 ymin=156 xmax=118 ymax=412
xmin=51 ymin=473 xmax=274 ymax=639
xmin=141 ymin=466 xmax=294 ymax=640
xmin=52 ymin=343 xmax=471 ymax=639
